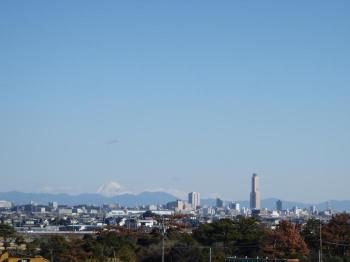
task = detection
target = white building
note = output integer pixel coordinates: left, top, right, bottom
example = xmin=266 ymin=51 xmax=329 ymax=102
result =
xmin=167 ymin=200 xmax=193 ymax=213
xmin=58 ymin=208 xmax=72 ymax=216
xmin=49 ymin=202 xmax=58 ymax=210
xmin=188 ymin=192 xmax=200 ymax=210
xmin=230 ymin=202 xmax=240 ymax=211
xmin=0 ymin=200 xmax=12 ymax=209
xmin=137 ymin=219 xmax=157 ymax=228
xmin=202 ymin=207 xmax=215 ymax=216
xmin=107 ymin=210 xmax=127 ymax=217
xmin=152 ymin=210 xmax=173 ymax=216
xmin=147 ymin=204 xmax=157 ymax=211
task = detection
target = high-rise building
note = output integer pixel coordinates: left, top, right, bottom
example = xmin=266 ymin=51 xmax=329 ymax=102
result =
xmin=216 ymin=198 xmax=224 ymax=208
xmin=310 ymin=205 xmax=318 ymax=215
xmin=49 ymin=201 xmax=58 ymax=210
xmin=188 ymin=192 xmax=200 ymax=210
xmin=276 ymin=199 xmax=282 ymax=211
xmin=229 ymin=201 xmax=240 ymax=211
xmin=250 ymin=173 xmax=260 ymax=210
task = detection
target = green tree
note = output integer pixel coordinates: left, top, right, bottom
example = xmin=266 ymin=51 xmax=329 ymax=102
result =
xmin=40 ymin=235 xmax=71 ymax=262
xmin=26 ymin=238 xmax=42 ymax=256
xmin=169 ymin=243 xmax=204 ymax=262
xmin=301 ymin=218 xmax=321 ymax=260
xmin=323 ymin=213 xmax=350 ymax=258
xmin=137 ymin=230 xmax=161 ymax=247
xmin=95 ymin=231 xmax=136 ymax=261
xmin=193 ymin=219 xmax=237 ymax=250
xmin=234 ymin=217 xmax=264 ymax=257
xmin=0 ymin=223 xmax=16 ymax=250
xmin=193 ymin=217 xmax=267 ymax=258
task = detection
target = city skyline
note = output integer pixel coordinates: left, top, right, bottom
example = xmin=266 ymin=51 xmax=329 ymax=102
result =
xmin=0 ymin=175 xmax=349 ymax=207
xmin=1 ymin=1 xmax=350 ymax=203
xmin=1 ymin=2 xmax=350 ymax=261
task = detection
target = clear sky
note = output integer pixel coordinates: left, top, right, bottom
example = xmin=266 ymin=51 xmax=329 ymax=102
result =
xmin=1 ymin=1 xmax=349 ymax=202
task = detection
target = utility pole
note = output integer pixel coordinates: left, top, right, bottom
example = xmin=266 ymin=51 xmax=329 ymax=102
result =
xmin=319 ymin=220 xmax=322 ymax=262
xmin=162 ymin=216 xmax=165 ymax=262
xmin=209 ymin=247 xmax=212 ymax=262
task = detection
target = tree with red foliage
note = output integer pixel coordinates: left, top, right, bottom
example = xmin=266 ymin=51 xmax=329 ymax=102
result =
xmin=263 ymin=220 xmax=309 ymax=259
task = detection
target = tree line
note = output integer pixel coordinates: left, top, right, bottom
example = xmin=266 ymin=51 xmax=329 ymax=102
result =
xmin=1 ymin=213 xmax=350 ymax=262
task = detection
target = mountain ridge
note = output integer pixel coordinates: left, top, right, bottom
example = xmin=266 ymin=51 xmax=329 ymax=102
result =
xmin=0 ymin=191 xmax=176 ymax=207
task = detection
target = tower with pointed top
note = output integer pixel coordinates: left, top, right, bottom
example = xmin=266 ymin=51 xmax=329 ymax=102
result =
xmin=250 ymin=173 xmax=260 ymax=210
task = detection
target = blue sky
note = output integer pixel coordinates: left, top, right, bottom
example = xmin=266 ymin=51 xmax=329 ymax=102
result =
xmin=1 ymin=1 xmax=349 ymax=202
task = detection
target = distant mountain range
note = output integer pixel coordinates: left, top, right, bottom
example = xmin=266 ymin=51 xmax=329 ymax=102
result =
xmin=0 ymin=191 xmax=349 ymax=211
xmin=0 ymin=191 xmax=176 ymax=207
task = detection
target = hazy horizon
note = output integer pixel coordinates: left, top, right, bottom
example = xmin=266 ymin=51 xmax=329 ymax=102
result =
xmin=1 ymin=1 xmax=349 ymax=203
xmin=2 ymin=186 xmax=350 ymax=206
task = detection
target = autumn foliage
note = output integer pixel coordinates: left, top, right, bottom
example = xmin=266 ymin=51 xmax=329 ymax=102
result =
xmin=2 ymin=214 xmax=350 ymax=261
xmin=263 ymin=220 xmax=309 ymax=259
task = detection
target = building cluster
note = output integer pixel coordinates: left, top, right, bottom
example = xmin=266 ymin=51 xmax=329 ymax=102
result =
xmin=0 ymin=174 xmax=339 ymax=236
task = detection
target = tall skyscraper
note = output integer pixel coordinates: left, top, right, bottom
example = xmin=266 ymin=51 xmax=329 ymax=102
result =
xmin=250 ymin=173 xmax=260 ymax=210
xmin=188 ymin=192 xmax=200 ymax=210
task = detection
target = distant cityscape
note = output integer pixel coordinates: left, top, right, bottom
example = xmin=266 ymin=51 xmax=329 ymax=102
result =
xmin=2 ymin=0 xmax=349 ymax=260
xmin=1 ymin=175 xmax=349 ymax=262
xmin=0 ymin=174 xmax=343 ymax=237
